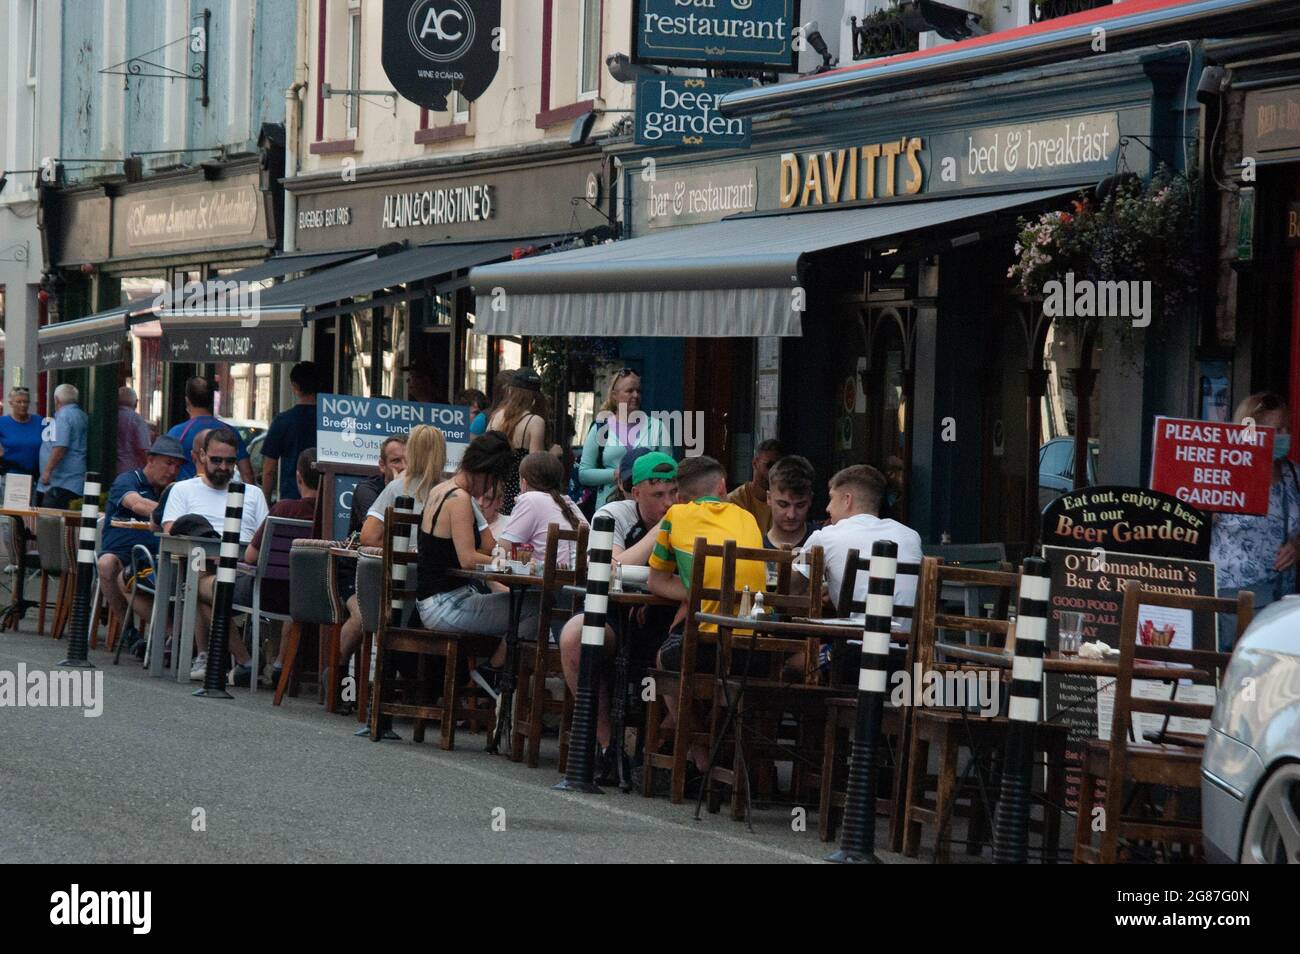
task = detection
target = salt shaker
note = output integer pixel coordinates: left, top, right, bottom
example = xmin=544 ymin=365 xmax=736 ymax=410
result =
xmin=739 ymin=585 xmax=753 ymax=617
xmin=611 ymin=562 xmax=623 ymax=593
xmin=751 ymin=590 xmax=766 ymax=618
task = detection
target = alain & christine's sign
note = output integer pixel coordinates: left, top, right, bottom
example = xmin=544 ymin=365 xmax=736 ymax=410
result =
xmin=635 ymin=76 xmax=751 ymax=149
xmin=382 ymin=0 xmax=501 ymax=111
xmin=633 ymin=0 xmax=800 ymax=71
xmin=778 ymin=112 xmax=1121 ymax=208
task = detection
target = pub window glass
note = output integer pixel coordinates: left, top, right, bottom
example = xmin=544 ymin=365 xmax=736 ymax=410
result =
xmin=346 ymin=309 xmax=375 ymax=399
xmin=578 ymin=0 xmax=601 ymax=98
xmin=119 ymin=274 xmax=167 ymax=431
xmin=497 ymin=337 xmax=522 ymax=372
xmin=1040 ymin=321 xmax=1103 ymax=505
xmin=464 ymin=312 xmax=488 ymax=395
xmin=384 ymin=302 xmax=407 ymax=398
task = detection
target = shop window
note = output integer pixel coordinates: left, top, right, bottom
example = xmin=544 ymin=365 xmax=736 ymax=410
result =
xmin=464 ymin=313 xmax=489 ymax=396
xmin=578 ymin=0 xmax=602 ymax=99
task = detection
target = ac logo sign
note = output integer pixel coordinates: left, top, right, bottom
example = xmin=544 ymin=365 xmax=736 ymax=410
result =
xmin=408 ymin=0 xmax=475 ymax=62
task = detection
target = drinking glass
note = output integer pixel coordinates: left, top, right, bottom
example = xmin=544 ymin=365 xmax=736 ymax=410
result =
xmin=1058 ymin=611 xmax=1084 ymax=655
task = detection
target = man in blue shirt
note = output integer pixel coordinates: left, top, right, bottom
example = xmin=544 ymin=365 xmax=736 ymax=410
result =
xmin=165 ymin=376 xmax=253 ymax=483
xmin=97 ymin=436 xmax=186 ymax=626
xmin=0 ymin=387 xmax=44 ymax=486
xmin=261 ymin=361 xmax=318 ymax=502
xmin=38 ymin=383 xmax=89 ymax=510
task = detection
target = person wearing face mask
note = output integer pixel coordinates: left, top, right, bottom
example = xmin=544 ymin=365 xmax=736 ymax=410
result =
xmin=1210 ymin=392 xmax=1300 ymax=650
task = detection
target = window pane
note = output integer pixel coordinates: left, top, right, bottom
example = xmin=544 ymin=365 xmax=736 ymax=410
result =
xmin=348 ymin=14 xmax=361 ymax=131
xmin=580 ymin=0 xmax=601 ymax=94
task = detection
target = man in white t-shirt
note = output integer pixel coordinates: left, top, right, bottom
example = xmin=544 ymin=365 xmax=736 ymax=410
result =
xmin=802 ymin=464 xmax=924 ymax=623
xmin=160 ymin=428 xmax=269 ymax=682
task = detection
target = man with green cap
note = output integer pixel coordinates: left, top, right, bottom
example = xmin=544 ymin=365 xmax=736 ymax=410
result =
xmin=558 ymin=447 xmax=679 ymax=783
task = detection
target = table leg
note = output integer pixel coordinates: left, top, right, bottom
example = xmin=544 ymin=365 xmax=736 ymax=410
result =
xmin=147 ymin=553 xmax=177 ymax=677
xmin=488 ymin=585 xmax=526 ymax=755
xmin=609 ymin=606 xmax=633 ymax=792
xmin=176 ymin=550 xmax=202 ymax=684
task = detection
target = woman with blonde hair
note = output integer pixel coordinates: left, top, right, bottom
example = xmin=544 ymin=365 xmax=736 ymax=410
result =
xmin=578 ymin=367 xmax=672 ymax=510
xmin=1210 ymin=391 xmax=1300 ymax=649
xmin=486 ymin=366 xmax=548 ymax=516
xmin=359 ymin=423 xmax=446 ymax=547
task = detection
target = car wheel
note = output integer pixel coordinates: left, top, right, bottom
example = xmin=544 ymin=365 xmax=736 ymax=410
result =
xmin=1241 ymin=762 xmax=1300 ymax=864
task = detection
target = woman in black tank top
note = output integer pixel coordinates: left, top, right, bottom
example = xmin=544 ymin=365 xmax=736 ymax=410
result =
xmin=415 ymin=433 xmax=540 ymax=666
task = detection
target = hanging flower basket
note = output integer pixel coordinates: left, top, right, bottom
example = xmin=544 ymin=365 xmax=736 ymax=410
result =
xmin=1008 ymin=167 xmax=1197 ymax=328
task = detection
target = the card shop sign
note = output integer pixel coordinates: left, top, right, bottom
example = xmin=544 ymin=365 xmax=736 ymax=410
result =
xmin=633 ymin=0 xmax=800 ymax=71
xmin=382 ymin=0 xmax=501 ymax=110
xmin=160 ymin=321 xmax=302 ymax=364
xmin=635 ymin=76 xmax=751 ymax=149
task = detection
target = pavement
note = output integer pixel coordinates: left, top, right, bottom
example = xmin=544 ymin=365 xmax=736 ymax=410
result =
xmin=0 ymin=618 xmax=930 ymax=864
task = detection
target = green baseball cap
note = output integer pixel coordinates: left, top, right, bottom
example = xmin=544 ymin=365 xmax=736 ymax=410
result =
xmin=632 ymin=451 xmax=678 ymax=486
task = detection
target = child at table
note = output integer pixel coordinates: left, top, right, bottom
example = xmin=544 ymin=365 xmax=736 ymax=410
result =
xmin=497 ymin=452 xmax=588 ymax=567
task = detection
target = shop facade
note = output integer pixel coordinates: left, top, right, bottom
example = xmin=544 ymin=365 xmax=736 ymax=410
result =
xmin=476 ymin=43 xmax=1201 ymax=551
xmin=39 ymin=153 xmax=283 ymax=477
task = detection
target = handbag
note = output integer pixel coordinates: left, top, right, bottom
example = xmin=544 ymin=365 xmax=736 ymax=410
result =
xmin=575 ymin=422 xmax=606 ymax=521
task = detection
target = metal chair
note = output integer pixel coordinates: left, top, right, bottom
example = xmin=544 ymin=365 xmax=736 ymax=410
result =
xmin=231 ymin=517 xmax=313 ymax=692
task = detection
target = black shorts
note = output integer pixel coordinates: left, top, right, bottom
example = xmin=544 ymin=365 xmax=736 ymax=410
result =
xmin=657 ymin=624 xmax=770 ymax=677
xmin=610 ymin=603 xmax=675 ymax=664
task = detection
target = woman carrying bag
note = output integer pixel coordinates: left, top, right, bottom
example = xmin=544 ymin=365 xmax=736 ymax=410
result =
xmin=578 ymin=368 xmax=672 ymax=512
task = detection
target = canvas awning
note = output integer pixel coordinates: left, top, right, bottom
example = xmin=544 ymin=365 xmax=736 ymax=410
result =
xmin=469 ymin=187 xmax=1079 ymax=338
xmin=37 ymin=307 xmax=135 ymax=371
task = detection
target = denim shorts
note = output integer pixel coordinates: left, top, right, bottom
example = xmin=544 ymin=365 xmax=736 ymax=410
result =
xmin=417 ymin=584 xmax=553 ymax=641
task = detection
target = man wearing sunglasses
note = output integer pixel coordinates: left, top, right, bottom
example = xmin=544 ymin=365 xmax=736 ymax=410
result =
xmin=161 ymin=428 xmax=269 ymax=683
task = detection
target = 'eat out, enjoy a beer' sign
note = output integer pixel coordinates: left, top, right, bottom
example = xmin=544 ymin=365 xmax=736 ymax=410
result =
xmin=1149 ymin=416 xmax=1273 ymax=515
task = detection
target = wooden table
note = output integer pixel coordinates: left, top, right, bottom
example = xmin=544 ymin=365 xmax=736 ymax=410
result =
xmin=0 ymin=507 xmax=78 ymax=632
xmin=111 ymin=520 xmax=154 ymax=531
xmin=146 ymin=533 xmax=223 ymax=682
xmin=564 ymin=581 xmax=677 ymax=790
xmin=448 ymin=566 xmax=550 ymax=754
xmin=936 ymin=642 xmax=1207 ymax=682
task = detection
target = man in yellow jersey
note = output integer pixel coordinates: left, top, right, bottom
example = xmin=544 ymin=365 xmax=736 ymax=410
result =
xmin=649 ymin=455 xmax=767 ymax=774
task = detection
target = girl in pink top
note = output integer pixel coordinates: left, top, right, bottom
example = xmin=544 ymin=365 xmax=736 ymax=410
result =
xmin=500 ymin=452 xmax=588 ymax=564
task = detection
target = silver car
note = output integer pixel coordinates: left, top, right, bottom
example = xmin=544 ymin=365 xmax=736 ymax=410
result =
xmin=1202 ymin=595 xmax=1300 ymax=864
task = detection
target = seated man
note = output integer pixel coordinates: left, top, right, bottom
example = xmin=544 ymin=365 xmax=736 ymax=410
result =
xmin=348 ymin=435 xmax=406 ymax=536
xmin=558 ymin=449 xmax=678 ymax=779
xmin=96 ymin=436 xmax=187 ymax=641
xmin=764 ymin=455 xmax=818 ymax=550
xmin=195 ymin=448 xmax=319 ymax=687
xmin=160 ymin=428 xmax=268 ymax=683
xmin=152 ymin=428 xmax=211 ymax=530
xmin=802 ymin=464 xmax=924 ymax=623
xmin=649 ymin=455 xmax=766 ymax=778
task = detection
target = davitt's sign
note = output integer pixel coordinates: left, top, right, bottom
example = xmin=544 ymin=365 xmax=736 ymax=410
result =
xmin=633 ymin=0 xmax=800 ymax=71
xmin=635 ymin=76 xmax=751 ymax=149
xmin=382 ymin=0 xmax=501 ymax=111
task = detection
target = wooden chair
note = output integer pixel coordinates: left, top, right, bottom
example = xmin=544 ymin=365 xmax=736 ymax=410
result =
xmin=900 ymin=556 xmax=1069 ymax=862
xmin=368 ymin=506 xmax=499 ymax=750
xmin=512 ymin=522 xmax=587 ymax=767
xmin=1 ymin=513 xmax=41 ymax=632
xmin=233 ymin=517 xmax=313 ymax=693
xmin=703 ymin=541 xmax=830 ymax=820
xmin=817 ymin=550 xmax=920 ymax=849
xmin=641 ymin=537 xmax=820 ymax=805
xmin=353 ymin=546 xmax=384 ymax=724
xmin=1073 ymin=583 xmax=1249 ymax=864
xmin=275 ymin=539 xmax=344 ymax=704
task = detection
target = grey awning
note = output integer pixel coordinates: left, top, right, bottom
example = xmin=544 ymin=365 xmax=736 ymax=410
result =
xmin=37 ymin=307 xmax=132 ymax=371
xmin=156 ymin=309 xmax=305 ymax=364
xmin=222 ymin=248 xmax=371 ymax=284
xmin=469 ymin=187 xmax=1079 ymax=338
xmin=255 ymin=237 xmax=551 ymax=319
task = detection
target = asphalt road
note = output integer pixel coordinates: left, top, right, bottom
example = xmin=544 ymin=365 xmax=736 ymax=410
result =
xmin=0 ymin=624 xmax=918 ymax=864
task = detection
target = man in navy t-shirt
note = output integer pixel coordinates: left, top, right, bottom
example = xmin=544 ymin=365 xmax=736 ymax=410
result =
xmin=165 ymin=376 xmax=252 ymax=483
xmin=261 ymin=361 xmax=318 ymax=502
xmin=97 ymin=436 xmax=186 ymax=626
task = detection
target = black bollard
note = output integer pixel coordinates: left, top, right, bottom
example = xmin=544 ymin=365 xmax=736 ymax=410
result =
xmin=827 ymin=539 xmax=897 ymax=863
xmin=194 ymin=482 xmax=245 ymax=698
xmin=993 ymin=555 xmax=1051 ymax=863
xmin=58 ymin=474 xmax=101 ymax=669
xmin=369 ymin=496 xmax=413 ymax=740
xmin=555 ymin=514 xmax=614 ymax=793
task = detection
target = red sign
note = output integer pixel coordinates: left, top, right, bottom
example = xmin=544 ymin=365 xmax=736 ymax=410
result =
xmin=1150 ymin=416 xmax=1273 ymax=515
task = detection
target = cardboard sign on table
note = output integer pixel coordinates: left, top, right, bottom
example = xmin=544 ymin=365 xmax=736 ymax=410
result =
xmin=1149 ymin=415 xmax=1273 ymax=515
xmin=3 ymin=474 xmax=32 ymax=512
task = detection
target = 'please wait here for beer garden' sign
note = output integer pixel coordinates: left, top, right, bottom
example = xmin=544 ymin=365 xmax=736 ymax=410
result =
xmin=1149 ymin=416 xmax=1274 ymax=515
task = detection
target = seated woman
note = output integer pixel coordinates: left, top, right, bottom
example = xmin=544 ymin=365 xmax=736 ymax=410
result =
xmin=497 ymin=451 xmax=588 ymax=565
xmin=415 ymin=432 xmax=528 ymax=669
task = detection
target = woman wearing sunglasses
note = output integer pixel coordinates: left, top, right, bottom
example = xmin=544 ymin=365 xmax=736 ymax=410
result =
xmin=578 ymin=368 xmax=673 ymax=511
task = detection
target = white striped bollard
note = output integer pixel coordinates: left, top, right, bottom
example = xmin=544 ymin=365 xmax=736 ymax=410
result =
xmin=195 ymin=482 xmax=245 ymax=698
xmin=369 ymin=496 xmax=413 ymax=740
xmin=827 ymin=540 xmax=896 ymax=863
xmin=993 ymin=555 xmax=1051 ymax=863
xmin=58 ymin=474 xmax=101 ymax=669
xmin=555 ymin=513 xmax=614 ymax=793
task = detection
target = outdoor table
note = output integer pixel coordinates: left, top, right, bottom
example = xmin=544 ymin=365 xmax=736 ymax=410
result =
xmin=563 ymin=581 xmax=677 ymax=791
xmin=111 ymin=519 xmax=154 ymax=530
xmin=935 ymin=642 xmax=1209 ymax=683
xmin=0 ymin=507 xmax=78 ymax=631
xmin=146 ymin=533 xmax=222 ymax=682
xmin=448 ymin=566 xmax=549 ymax=754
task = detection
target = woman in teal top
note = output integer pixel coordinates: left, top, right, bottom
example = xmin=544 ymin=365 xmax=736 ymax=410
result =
xmin=578 ymin=369 xmax=673 ymax=509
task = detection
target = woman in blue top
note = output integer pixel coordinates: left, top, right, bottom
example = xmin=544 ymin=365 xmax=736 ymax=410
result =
xmin=1210 ymin=392 xmax=1300 ymax=650
xmin=458 ymin=389 xmax=489 ymax=436
xmin=0 ymin=387 xmax=45 ymax=486
xmin=578 ymin=369 xmax=673 ymax=510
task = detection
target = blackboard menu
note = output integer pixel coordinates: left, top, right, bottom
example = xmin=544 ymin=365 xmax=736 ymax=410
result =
xmin=1040 ymin=545 xmax=1217 ymax=812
